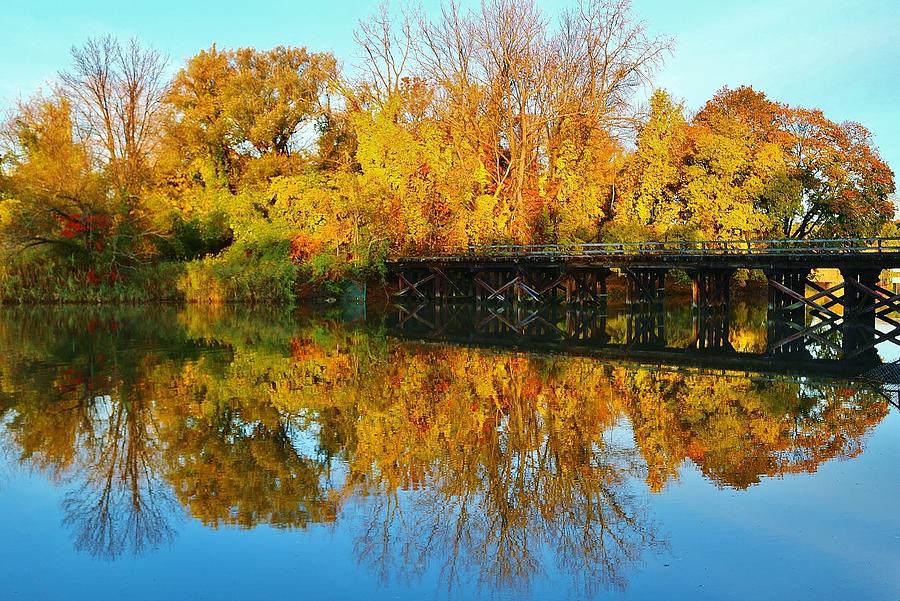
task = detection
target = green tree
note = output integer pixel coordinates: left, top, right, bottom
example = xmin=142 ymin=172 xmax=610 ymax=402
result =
xmin=614 ymin=89 xmax=687 ymax=237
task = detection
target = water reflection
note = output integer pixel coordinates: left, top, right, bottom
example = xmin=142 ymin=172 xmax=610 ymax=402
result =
xmin=0 ymin=305 xmax=891 ymax=595
xmin=388 ymin=300 xmax=896 ymax=376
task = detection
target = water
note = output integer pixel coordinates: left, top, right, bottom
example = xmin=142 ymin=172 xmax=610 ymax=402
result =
xmin=0 ymin=303 xmax=897 ymax=600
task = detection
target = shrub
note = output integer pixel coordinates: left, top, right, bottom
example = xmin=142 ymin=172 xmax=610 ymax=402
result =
xmin=600 ymin=222 xmax=656 ymax=243
xmin=154 ymin=212 xmax=234 ymax=261
xmin=0 ymin=252 xmax=185 ymax=304
xmin=179 ymin=243 xmax=298 ymax=305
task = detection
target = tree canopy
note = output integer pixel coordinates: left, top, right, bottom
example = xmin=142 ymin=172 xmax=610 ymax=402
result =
xmin=0 ymin=1 xmax=894 ymax=302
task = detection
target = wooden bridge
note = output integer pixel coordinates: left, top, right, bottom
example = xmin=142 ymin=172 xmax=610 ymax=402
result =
xmin=386 ymin=237 xmax=900 ymax=363
xmin=389 ymin=236 xmax=900 ymax=314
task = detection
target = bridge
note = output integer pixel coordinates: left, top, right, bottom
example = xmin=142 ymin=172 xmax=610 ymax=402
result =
xmin=386 ymin=237 xmax=900 ymax=363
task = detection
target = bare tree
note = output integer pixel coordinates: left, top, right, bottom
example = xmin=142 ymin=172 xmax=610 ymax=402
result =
xmin=60 ymin=35 xmax=168 ymax=199
xmin=353 ymin=2 xmax=417 ymax=107
xmin=553 ymin=0 xmax=671 ymax=133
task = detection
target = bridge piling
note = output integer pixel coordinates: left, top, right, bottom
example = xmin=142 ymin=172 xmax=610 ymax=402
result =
xmin=840 ymin=268 xmax=883 ymax=360
xmin=568 ymin=267 xmax=611 ymax=305
xmin=624 ymin=268 xmax=667 ymax=307
xmin=764 ymin=268 xmax=811 ymax=322
xmin=689 ymin=268 xmax=735 ymax=310
xmin=840 ymin=268 xmax=881 ymax=324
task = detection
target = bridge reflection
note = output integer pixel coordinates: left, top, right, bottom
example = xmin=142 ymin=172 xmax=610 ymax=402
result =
xmin=387 ymin=300 xmax=900 ymax=378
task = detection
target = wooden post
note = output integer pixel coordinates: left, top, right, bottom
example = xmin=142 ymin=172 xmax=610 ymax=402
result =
xmin=840 ymin=267 xmax=881 ymax=358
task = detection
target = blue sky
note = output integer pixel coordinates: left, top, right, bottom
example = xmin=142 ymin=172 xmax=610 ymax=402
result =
xmin=2 ymin=0 xmax=899 ymax=175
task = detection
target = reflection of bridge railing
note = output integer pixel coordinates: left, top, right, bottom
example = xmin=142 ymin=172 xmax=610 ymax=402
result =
xmin=861 ymin=361 xmax=900 ymax=410
xmin=394 ymin=237 xmax=900 ymax=260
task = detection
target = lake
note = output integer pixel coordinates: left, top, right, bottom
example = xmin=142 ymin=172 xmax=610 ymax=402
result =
xmin=0 ymin=302 xmax=897 ymax=600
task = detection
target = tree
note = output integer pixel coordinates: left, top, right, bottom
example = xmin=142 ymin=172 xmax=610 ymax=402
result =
xmin=680 ymin=88 xmax=785 ymax=238
xmin=775 ymin=107 xmax=895 ymax=238
xmin=693 ymin=86 xmax=895 ymax=239
xmin=354 ymin=0 xmax=670 ymax=245
xmin=0 ymin=95 xmax=111 ymax=263
xmin=0 ymin=91 xmax=171 ymax=281
xmin=164 ymin=45 xmax=338 ymax=189
xmin=613 ymin=86 xmax=896 ymax=241
xmin=60 ymin=35 xmax=168 ymax=199
xmin=0 ymin=37 xmax=175 ymax=283
xmin=613 ymin=89 xmax=687 ymax=237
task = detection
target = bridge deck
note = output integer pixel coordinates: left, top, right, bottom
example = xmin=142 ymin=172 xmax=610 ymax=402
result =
xmin=388 ymin=237 xmax=900 ymax=270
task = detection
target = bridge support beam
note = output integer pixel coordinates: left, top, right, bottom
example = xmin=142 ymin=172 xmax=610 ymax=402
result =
xmin=764 ymin=268 xmax=811 ymax=318
xmin=685 ymin=268 xmax=735 ymax=351
xmin=687 ymin=268 xmax=735 ymax=310
xmin=471 ymin=267 xmax=554 ymax=305
xmin=520 ymin=267 xmax=567 ymax=303
xmin=624 ymin=268 xmax=667 ymax=307
xmin=565 ymin=267 xmax=611 ymax=305
xmin=394 ymin=267 xmax=437 ymax=301
xmin=764 ymin=268 xmax=812 ymax=356
xmin=840 ymin=268 xmax=882 ymax=360
xmin=474 ymin=269 xmax=515 ymax=304
xmin=840 ymin=268 xmax=881 ymax=323
xmin=393 ymin=264 xmax=612 ymax=306
xmin=761 ymin=267 xmax=895 ymax=360
xmin=431 ymin=266 xmax=473 ymax=301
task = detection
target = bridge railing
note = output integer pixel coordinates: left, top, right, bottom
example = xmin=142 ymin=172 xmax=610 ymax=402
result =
xmin=395 ymin=237 xmax=900 ymax=259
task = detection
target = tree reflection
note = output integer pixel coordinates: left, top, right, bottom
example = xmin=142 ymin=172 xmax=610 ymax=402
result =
xmin=344 ymin=350 xmax=658 ymax=594
xmin=160 ymin=395 xmax=338 ymax=529
xmin=61 ymin=395 xmax=177 ymax=559
xmin=0 ymin=308 xmax=185 ymax=558
xmin=618 ymin=369 xmax=888 ymax=490
xmin=0 ymin=305 xmax=891 ymax=593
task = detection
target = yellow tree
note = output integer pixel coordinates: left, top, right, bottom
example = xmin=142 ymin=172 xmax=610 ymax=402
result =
xmin=0 ymin=94 xmax=131 ymax=282
xmin=354 ymin=0 xmax=670 ymax=246
xmin=687 ymin=86 xmax=895 ymax=240
xmin=613 ymin=89 xmax=687 ymax=238
xmin=680 ymin=123 xmax=780 ymax=238
xmin=351 ymin=91 xmax=490 ymax=252
xmin=164 ymin=45 xmax=338 ymax=190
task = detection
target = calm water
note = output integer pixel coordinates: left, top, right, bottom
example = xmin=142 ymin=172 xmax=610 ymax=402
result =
xmin=0 ymin=303 xmax=898 ymax=600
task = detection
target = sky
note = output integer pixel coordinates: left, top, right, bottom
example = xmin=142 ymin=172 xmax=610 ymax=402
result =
xmin=1 ymin=0 xmax=899 ymax=173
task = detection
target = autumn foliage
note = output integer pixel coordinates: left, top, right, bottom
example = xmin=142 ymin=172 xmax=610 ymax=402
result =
xmin=613 ymin=87 xmax=895 ymax=241
xmin=0 ymin=1 xmax=894 ymax=303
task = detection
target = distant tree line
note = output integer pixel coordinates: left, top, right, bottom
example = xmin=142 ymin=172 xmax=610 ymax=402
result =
xmin=0 ymin=0 xmax=894 ymax=303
